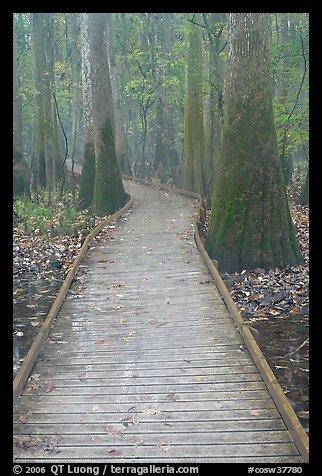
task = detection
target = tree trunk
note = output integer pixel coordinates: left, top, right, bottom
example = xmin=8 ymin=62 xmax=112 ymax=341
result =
xmin=180 ymin=21 xmax=206 ymax=197
xmin=44 ymin=13 xmax=64 ymax=185
xmin=88 ymin=13 xmax=127 ymax=215
xmin=278 ymin=13 xmax=293 ymax=185
xmin=69 ymin=13 xmax=82 ymax=171
xmin=205 ymin=13 xmax=302 ymax=272
xmin=299 ymin=166 xmax=309 ymax=205
xmin=106 ymin=14 xmax=132 ymax=176
xmin=31 ymin=13 xmax=61 ymax=190
xmin=78 ymin=13 xmax=95 ymax=209
xmin=204 ymin=13 xmax=225 ymax=203
xmin=13 ymin=17 xmax=30 ymax=197
xmin=153 ymin=13 xmax=180 ymax=185
xmin=31 ymin=13 xmax=47 ymax=189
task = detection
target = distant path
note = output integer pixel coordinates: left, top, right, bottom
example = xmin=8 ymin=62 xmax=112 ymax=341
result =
xmin=13 ymin=180 xmax=302 ymax=463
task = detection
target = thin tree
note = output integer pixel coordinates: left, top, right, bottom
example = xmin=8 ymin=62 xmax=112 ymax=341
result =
xmin=30 ymin=13 xmax=63 ymax=191
xmin=13 ymin=16 xmax=30 ymax=197
xmin=205 ymin=13 xmax=303 ymax=272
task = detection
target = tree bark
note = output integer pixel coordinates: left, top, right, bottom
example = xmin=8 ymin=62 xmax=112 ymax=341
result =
xmin=106 ymin=14 xmax=131 ymax=175
xmin=180 ymin=21 xmax=206 ymax=197
xmin=278 ymin=13 xmax=293 ymax=185
xmin=78 ymin=13 xmax=95 ymax=209
xmin=31 ymin=13 xmax=62 ymax=190
xmin=299 ymin=166 xmax=309 ymax=205
xmin=205 ymin=13 xmax=302 ymax=272
xmin=88 ymin=13 xmax=127 ymax=215
xmin=13 ymin=17 xmax=30 ymax=197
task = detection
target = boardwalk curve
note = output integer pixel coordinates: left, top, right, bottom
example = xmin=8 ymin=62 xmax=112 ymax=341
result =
xmin=13 ymin=180 xmax=306 ymax=463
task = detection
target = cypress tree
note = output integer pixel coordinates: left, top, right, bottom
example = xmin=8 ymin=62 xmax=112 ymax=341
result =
xmin=206 ymin=13 xmax=303 ymax=272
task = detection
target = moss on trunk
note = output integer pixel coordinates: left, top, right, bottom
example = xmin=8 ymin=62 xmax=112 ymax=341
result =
xmin=93 ymin=118 xmax=127 ymax=216
xmin=180 ymin=23 xmax=206 ymax=197
xmin=205 ymin=13 xmax=302 ymax=273
xmin=78 ymin=141 xmax=95 ymax=209
xmin=13 ymin=152 xmax=31 ymax=198
xmin=299 ymin=167 xmax=309 ymax=205
xmin=88 ymin=13 xmax=127 ymax=216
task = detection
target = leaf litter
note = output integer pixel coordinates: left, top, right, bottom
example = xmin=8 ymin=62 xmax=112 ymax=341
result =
xmin=204 ymin=179 xmax=309 ymax=434
xmin=13 ymin=211 xmax=119 ymax=377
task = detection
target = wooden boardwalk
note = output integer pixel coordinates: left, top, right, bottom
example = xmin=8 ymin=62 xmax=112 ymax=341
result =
xmin=13 ymin=180 xmax=305 ymax=463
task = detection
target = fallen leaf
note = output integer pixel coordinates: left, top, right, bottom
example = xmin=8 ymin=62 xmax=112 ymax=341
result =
xmin=92 ymin=404 xmax=100 ymax=412
xmin=162 ymin=444 xmax=171 ymax=453
xmin=108 ymin=449 xmax=121 ymax=456
xmin=289 ymin=308 xmax=300 ymax=315
xmin=194 ymin=376 xmax=203 ymax=382
xmin=121 ymin=417 xmax=131 ymax=427
xmin=132 ymin=416 xmax=140 ymax=425
xmin=44 ymin=381 xmax=55 ymax=393
xmin=267 ymin=309 xmax=281 ymax=316
xmin=30 ymin=374 xmax=41 ymax=380
xmin=17 ymin=414 xmax=29 ymax=423
xmin=142 ymin=408 xmax=161 ymax=415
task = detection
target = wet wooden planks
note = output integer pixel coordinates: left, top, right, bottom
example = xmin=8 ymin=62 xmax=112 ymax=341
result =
xmin=13 ymin=180 xmax=303 ymax=463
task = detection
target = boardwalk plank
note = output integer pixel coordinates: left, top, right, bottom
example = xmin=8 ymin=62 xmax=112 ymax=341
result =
xmin=13 ymin=180 xmax=303 ymax=463
xmin=14 ymin=419 xmax=288 ymax=434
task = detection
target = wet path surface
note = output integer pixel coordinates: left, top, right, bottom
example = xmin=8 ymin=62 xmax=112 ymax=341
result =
xmin=13 ymin=181 xmax=304 ymax=463
xmin=13 ymin=275 xmax=63 ymax=377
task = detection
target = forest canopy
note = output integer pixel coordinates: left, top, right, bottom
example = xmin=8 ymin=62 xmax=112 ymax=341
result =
xmin=13 ymin=12 xmax=309 ymax=271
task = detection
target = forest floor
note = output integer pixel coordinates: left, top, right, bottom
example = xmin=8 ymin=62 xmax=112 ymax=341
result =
xmin=13 ymin=178 xmax=309 ymax=433
xmin=205 ymin=177 xmax=309 ymax=433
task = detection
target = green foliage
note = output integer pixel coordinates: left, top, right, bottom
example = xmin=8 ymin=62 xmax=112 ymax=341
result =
xmin=14 ymin=12 xmax=308 ymax=192
xmin=117 ymin=12 xmax=186 ymax=167
xmin=270 ymin=13 xmax=309 ymax=172
xmin=13 ymin=186 xmax=92 ymax=236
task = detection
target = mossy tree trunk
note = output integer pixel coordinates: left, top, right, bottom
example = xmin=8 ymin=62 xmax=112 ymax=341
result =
xmin=180 ymin=21 xmax=207 ymax=198
xmin=205 ymin=13 xmax=303 ymax=273
xmin=203 ymin=13 xmax=225 ymax=203
xmin=299 ymin=166 xmax=309 ymax=205
xmin=13 ymin=17 xmax=30 ymax=198
xmin=88 ymin=13 xmax=127 ymax=216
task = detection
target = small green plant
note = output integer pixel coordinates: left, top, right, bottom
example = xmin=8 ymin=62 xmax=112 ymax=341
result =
xmin=13 ymin=185 xmax=92 ymax=237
